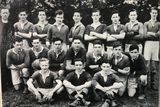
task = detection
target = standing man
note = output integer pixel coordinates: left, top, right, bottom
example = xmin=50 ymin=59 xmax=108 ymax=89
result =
xmin=68 ymin=10 xmax=85 ymax=45
xmin=33 ymin=9 xmax=51 ymax=48
xmin=47 ymin=9 xmax=69 ymax=51
xmin=84 ymin=9 xmax=107 ymax=52
xmin=124 ymin=9 xmax=144 ymax=53
xmin=143 ymin=7 xmax=160 ymax=90
xmin=6 ymin=37 xmax=30 ymax=93
xmin=106 ymin=11 xmax=125 ymax=54
xmin=14 ymin=9 xmax=33 ymax=49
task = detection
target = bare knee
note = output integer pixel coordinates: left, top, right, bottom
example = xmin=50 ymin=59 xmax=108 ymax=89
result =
xmin=14 ymin=84 xmax=21 ymax=90
xmin=128 ymin=88 xmax=136 ymax=97
xmin=22 ymin=68 xmax=29 ymax=77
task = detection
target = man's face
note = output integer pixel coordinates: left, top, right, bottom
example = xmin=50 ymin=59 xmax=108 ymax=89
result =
xmin=150 ymin=10 xmax=158 ymax=20
xmin=32 ymin=39 xmax=41 ymax=49
xmin=19 ymin=12 xmax=27 ymax=21
xmin=111 ymin=13 xmax=120 ymax=24
xmin=129 ymin=11 xmax=137 ymax=22
xmin=55 ymin=14 xmax=64 ymax=24
xmin=14 ymin=41 xmax=23 ymax=51
xmin=1 ymin=9 xmax=9 ymax=20
xmin=38 ymin=11 xmax=46 ymax=21
xmin=93 ymin=44 xmax=102 ymax=54
xmin=75 ymin=61 xmax=84 ymax=71
xmin=53 ymin=40 xmax=62 ymax=51
xmin=101 ymin=63 xmax=111 ymax=74
xmin=92 ymin=12 xmax=101 ymax=22
xmin=73 ymin=12 xmax=82 ymax=23
xmin=113 ymin=46 xmax=122 ymax=56
xmin=72 ymin=39 xmax=81 ymax=50
xmin=129 ymin=49 xmax=139 ymax=60
xmin=40 ymin=61 xmax=49 ymax=71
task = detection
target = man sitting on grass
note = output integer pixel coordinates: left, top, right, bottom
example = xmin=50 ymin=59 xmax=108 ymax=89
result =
xmin=92 ymin=62 xmax=123 ymax=107
xmin=63 ymin=58 xmax=92 ymax=107
xmin=27 ymin=58 xmax=62 ymax=104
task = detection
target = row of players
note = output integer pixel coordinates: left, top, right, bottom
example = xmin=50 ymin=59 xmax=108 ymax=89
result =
xmin=6 ymin=37 xmax=147 ymax=106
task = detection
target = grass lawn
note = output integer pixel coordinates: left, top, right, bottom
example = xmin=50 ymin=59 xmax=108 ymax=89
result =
xmin=2 ymin=87 xmax=158 ymax=107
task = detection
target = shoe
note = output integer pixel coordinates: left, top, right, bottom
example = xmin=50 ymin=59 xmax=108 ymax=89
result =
xmin=69 ymin=98 xmax=81 ymax=107
xmin=101 ymin=99 xmax=110 ymax=107
xmin=23 ymin=88 xmax=29 ymax=94
xmin=138 ymin=94 xmax=145 ymax=100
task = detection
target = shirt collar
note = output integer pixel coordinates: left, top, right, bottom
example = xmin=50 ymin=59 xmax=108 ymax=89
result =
xmin=53 ymin=22 xmax=65 ymax=26
xmin=32 ymin=46 xmax=43 ymax=53
xmin=129 ymin=20 xmax=139 ymax=26
xmin=37 ymin=21 xmax=48 ymax=26
xmin=114 ymin=53 xmax=124 ymax=61
xmin=74 ymin=22 xmax=82 ymax=27
xmin=19 ymin=20 xmax=28 ymax=25
xmin=13 ymin=48 xmax=23 ymax=54
xmin=39 ymin=70 xmax=51 ymax=78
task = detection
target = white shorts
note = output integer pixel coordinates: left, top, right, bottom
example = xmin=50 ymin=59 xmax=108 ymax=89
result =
xmin=11 ymin=69 xmax=22 ymax=85
xmin=125 ymin=44 xmax=143 ymax=54
xmin=128 ymin=77 xmax=138 ymax=89
xmin=144 ymin=41 xmax=159 ymax=61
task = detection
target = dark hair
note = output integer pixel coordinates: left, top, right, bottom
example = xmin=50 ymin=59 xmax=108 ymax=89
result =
xmin=113 ymin=41 xmax=122 ymax=48
xmin=101 ymin=61 xmax=112 ymax=66
xmin=111 ymin=10 xmax=119 ymax=16
xmin=31 ymin=36 xmax=42 ymax=42
xmin=74 ymin=9 xmax=83 ymax=17
xmin=92 ymin=8 xmax=100 ymax=14
xmin=13 ymin=37 xmax=23 ymax=43
xmin=129 ymin=9 xmax=137 ymax=15
xmin=19 ymin=9 xmax=28 ymax=14
xmin=129 ymin=44 xmax=139 ymax=51
xmin=74 ymin=58 xmax=84 ymax=64
xmin=150 ymin=7 xmax=158 ymax=13
xmin=55 ymin=9 xmax=64 ymax=16
xmin=52 ymin=37 xmax=63 ymax=43
xmin=93 ymin=40 xmax=102 ymax=46
xmin=72 ymin=36 xmax=82 ymax=42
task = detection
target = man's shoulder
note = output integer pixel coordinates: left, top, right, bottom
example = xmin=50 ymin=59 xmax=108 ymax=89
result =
xmin=7 ymin=49 xmax=13 ymax=54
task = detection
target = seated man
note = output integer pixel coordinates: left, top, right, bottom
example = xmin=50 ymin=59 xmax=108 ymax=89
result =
xmin=110 ymin=41 xmax=130 ymax=96
xmin=6 ymin=37 xmax=30 ymax=93
xmin=29 ymin=36 xmax=48 ymax=71
xmin=86 ymin=40 xmax=110 ymax=76
xmin=63 ymin=58 xmax=92 ymax=106
xmin=27 ymin=58 xmax=63 ymax=103
xmin=127 ymin=45 xmax=147 ymax=99
xmin=48 ymin=37 xmax=66 ymax=77
xmin=92 ymin=62 xmax=123 ymax=107
xmin=65 ymin=37 xmax=86 ymax=73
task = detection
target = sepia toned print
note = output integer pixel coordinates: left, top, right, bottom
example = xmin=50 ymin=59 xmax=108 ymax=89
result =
xmin=0 ymin=0 xmax=159 ymax=107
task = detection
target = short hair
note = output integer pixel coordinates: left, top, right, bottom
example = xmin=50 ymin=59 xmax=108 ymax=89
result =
xmin=129 ymin=9 xmax=137 ymax=15
xmin=74 ymin=58 xmax=84 ymax=65
xmin=38 ymin=9 xmax=46 ymax=14
xmin=13 ymin=37 xmax=23 ymax=43
xmin=150 ymin=7 xmax=158 ymax=13
xmin=74 ymin=10 xmax=83 ymax=17
xmin=129 ymin=44 xmax=139 ymax=51
xmin=113 ymin=41 xmax=123 ymax=48
xmin=93 ymin=40 xmax=102 ymax=46
xmin=52 ymin=37 xmax=63 ymax=43
xmin=101 ymin=61 xmax=112 ymax=67
xmin=111 ymin=10 xmax=119 ymax=16
xmin=55 ymin=9 xmax=64 ymax=16
xmin=92 ymin=8 xmax=100 ymax=14
xmin=19 ymin=9 xmax=28 ymax=14
xmin=39 ymin=58 xmax=49 ymax=63
xmin=31 ymin=36 xmax=42 ymax=42
xmin=72 ymin=36 xmax=82 ymax=42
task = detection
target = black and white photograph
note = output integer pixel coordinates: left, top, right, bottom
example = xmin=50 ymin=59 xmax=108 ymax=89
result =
xmin=0 ymin=0 xmax=159 ymax=107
